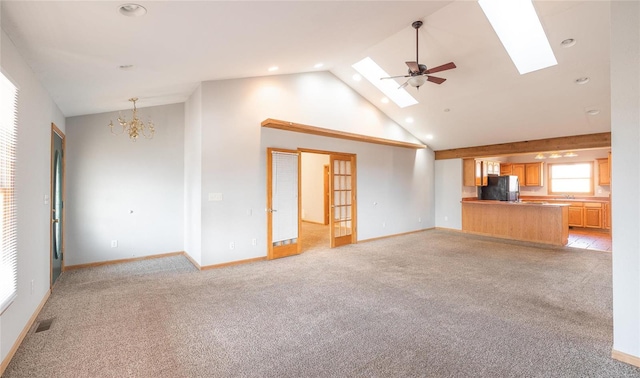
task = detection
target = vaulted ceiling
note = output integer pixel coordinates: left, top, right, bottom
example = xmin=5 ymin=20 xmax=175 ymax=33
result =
xmin=0 ymin=1 xmax=610 ymax=151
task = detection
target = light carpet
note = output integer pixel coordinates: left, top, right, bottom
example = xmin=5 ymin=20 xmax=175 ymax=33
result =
xmin=4 ymin=230 xmax=640 ymax=377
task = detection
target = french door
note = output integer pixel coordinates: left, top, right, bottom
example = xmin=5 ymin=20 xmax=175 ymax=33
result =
xmin=330 ymin=154 xmax=356 ymax=248
xmin=266 ymin=148 xmax=301 ymax=259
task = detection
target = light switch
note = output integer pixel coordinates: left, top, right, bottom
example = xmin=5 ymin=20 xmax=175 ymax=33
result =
xmin=208 ymin=193 xmax=223 ymax=201
xmin=44 ymin=194 xmax=50 ymax=205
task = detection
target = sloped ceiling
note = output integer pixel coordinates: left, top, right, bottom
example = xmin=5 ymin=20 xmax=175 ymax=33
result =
xmin=0 ymin=1 xmax=610 ymax=151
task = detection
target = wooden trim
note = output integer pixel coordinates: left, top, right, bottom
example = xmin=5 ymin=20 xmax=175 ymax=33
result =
xmin=262 ymin=118 xmax=426 ymax=150
xmin=182 ymin=252 xmax=201 ymax=270
xmin=434 ymin=132 xmax=611 ymax=160
xmin=302 ymin=220 xmax=327 ymax=226
xmin=358 ymin=228 xmax=434 ymax=243
xmin=434 ymin=227 xmax=463 ymax=232
xmin=612 ymin=349 xmax=640 ymax=368
xmin=0 ymin=289 xmax=51 ymax=376
xmin=201 ymin=256 xmax=266 ymax=270
xmin=63 ymin=251 xmax=185 ymax=271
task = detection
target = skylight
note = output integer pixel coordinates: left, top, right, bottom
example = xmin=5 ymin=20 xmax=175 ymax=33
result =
xmin=479 ymin=0 xmax=557 ymax=74
xmin=352 ymin=57 xmax=418 ymax=108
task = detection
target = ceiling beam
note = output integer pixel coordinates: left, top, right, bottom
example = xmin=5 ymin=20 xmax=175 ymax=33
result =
xmin=261 ymin=118 xmax=427 ymax=150
xmin=434 ymin=132 xmax=611 ymax=160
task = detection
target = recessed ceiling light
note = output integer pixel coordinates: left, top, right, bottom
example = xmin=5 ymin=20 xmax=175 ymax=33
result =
xmin=425 ymin=134 xmax=434 ymax=140
xmin=575 ymin=77 xmax=590 ymax=85
xmin=118 ymin=64 xmax=134 ymax=70
xmin=268 ymin=66 xmax=279 ymax=72
xmin=586 ymin=109 xmax=600 ymax=115
xmin=314 ymin=63 xmax=324 ymax=69
xmin=381 ymin=97 xmax=389 ymax=104
xmin=405 ymin=117 xmax=414 ymax=123
xmin=563 ymin=152 xmax=578 ymax=157
xmin=352 ymin=57 xmax=418 ymax=108
xmin=561 ymin=38 xmax=576 ymax=48
xmin=443 ymin=108 xmax=450 ymax=112
xmin=118 ymin=3 xmax=147 ymax=17
xmin=479 ymin=0 xmax=557 ymax=74
xmin=352 ymin=73 xmax=362 ymax=82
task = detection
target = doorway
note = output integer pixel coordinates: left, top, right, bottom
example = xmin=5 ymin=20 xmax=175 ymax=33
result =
xmin=51 ymin=124 xmax=65 ymax=287
xmin=267 ymin=148 xmax=357 ymax=259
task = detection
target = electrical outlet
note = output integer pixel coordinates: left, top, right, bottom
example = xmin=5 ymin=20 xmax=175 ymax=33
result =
xmin=382 ymin=222 xmax=386 ymax=228
xmin=251 ymin=238 xmax=257 ymax=246
xmin=111 ymin=240 xmax=118 ymax=248
xmin=418 ymin=217 xmax=422 ymax=223
xmin=229 ymin=242 xmax=235 ymax=250
xmin=444 ymin=216 xmax=449 ymax=222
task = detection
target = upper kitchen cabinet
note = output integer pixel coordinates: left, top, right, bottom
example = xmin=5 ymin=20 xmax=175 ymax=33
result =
xmin=463 ymin=158 xmax=475 ymax=187
xmin=476 ymin=160 xmax=488 ymax=186
xmin=512 ymin=164 xmax=526 ymax=186
xmin=597 ymin=153 xmax=611 ymax=186
xmin=524 ymin=162 xmax=544 ymax=186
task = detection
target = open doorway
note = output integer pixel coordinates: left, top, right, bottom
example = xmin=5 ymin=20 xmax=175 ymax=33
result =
xmin=51 ymin=123 xmax=65 ymax=287
xmin=266 ymin=148 xmax=357 ymax=259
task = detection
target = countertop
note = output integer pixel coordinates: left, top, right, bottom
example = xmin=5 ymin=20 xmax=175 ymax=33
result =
xmin=462 ymin=199 xmax=569 ymax=207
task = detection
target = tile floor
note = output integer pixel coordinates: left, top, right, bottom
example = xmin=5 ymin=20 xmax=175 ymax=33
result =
xmin=567 ymin=228 xmax=612 ymax=252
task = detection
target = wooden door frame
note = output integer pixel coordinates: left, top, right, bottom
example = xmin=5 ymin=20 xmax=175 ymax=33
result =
xmin=298 ymin=148 xmax=357 ymax=247
xmin=266 ymin=148 xmax=302 ymax=260
xmin=323 ymin=164 xmax=329 ymax=225
xmin=50 ymin=123 xmax=65 ymax=287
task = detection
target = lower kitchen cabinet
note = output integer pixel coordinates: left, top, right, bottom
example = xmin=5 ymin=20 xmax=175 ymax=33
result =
xmin=584 ymin=203 xmax=603 ymax=228
xmin=603 ymin=202 xmax=611 ymax=230
xmin=568 ymin=205 xmax=584 ymax=227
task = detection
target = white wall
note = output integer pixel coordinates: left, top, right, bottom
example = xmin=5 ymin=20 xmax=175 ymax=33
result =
xmin=0 ymin=29 xmax=66 ymax=366
xmin=611 ymin=1 xmax=640 ymax=361
xmin=197 ymin=72 xmax=434 ymax=266
xmin=184 ymin=85 xmax=202 ymax=266
xmin=65 ymin=103 xmax=185 ymax=266
xmin=301 ymin=152 xmax=329 ymax=224
xmin=434 ymin=159 xmax=463 ymax=230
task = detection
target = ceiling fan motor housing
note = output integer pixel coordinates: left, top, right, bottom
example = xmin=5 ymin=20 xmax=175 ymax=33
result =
xmin=408 ymin=64 xmax=428 ymax=75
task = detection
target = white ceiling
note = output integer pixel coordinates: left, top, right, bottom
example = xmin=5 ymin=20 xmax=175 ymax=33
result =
xmin=0 ymin=1 xmax=611 ymax=151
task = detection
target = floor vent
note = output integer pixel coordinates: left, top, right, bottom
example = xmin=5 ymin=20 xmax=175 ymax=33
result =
xmin=35 ymin=318 xmax=54 ymax=333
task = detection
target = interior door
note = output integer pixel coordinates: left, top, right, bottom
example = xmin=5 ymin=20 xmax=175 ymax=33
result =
xmin=267 ymin=148 xmax=301 ymax=259
xmin=51 ymin=124 xmax=65 ymax=286
xmin=330 ymin=154 xmax=356 ymax=248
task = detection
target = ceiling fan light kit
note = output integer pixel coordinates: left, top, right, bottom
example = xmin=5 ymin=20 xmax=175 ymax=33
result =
xmin=380 ymin=20 xmax=456 ymax=90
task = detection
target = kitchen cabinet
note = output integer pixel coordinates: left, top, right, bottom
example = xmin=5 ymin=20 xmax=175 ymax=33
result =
xmin=597 ymin=157 xmax=610 ymax=186
xmin=476 ymin=160 xmax=488 ymax=186
xmin=568 ymin=205 xmax=584 ymax=227
xmin=500 ymin=163 xmax=512 ymax=176
xmin=487 ymin=161 xmax=500 ymax=175
xmin=603 ymin=202 xmax=611 ymax=230
xmin=524 ymin=162 xmax=544 ymax=186
xmin=512 ymin=164 xmax=526 ymax=186
xmin=463 ymin=159 xmax=476 ymax=187
xmin=584 ymin=203 xmax=602 ymax=228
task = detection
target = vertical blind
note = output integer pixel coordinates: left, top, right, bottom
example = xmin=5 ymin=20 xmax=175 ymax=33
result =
xmin=0 ymin=71 xmax=18 ymax=314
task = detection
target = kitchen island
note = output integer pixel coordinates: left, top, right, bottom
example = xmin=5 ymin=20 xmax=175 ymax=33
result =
xmin=461 ymin=200 xmax=569 ymax=246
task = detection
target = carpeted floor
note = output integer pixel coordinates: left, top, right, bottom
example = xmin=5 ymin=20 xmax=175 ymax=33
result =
xmin=4 ymin=229 xmax=640 ymax=377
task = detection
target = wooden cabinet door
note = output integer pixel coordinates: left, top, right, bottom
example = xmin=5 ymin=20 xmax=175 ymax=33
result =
xmin=525 ymin=162 xmax=544 ymax=186
xmin=584 ymin=207 xmax=602 ymax=228
xmin=597 ymin=158 xmax=610 ymax=185
xmin=603 ymin=202 xmax=611 ymax=230
xmin=475 ymin=160 xmax=482 ymax=186
xmin=568 ymin=206 xmax=584 ymax=227
xmin=463 ymin=159 xmax=476 ymax=187
xmin=512 ymin=164 xmax=525 ymax=186
xmin=481 ymin=161 xmax=488 ymax=186
xmin=500 ymin=163 xmax=512 ymax=176
xmin=494 ymin=162 xmax=500 ymax=175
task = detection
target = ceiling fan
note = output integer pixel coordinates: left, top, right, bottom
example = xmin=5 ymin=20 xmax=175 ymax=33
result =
xmin=381 ymin=20 xmax=456 ymax=90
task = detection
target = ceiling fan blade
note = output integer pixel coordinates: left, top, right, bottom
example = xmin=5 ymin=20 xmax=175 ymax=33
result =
xmin=380 ymin=74 xmax=411 ymax=80
xmin=405 ymin=61 xmax=420 ymax=74
xmin=426 ymin=75 xmax=446 ymax=84
xmin=398 ymin=81 xmax=410 ymax=89
xmin=425 ymin=62 xmax=456 ymax=74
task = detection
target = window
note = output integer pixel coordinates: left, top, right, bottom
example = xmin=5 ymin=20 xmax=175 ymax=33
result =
xmin=0 ymin=70 xmax=18 ymax=314
xmin=548 ymin=162 xmax=593 ymax=195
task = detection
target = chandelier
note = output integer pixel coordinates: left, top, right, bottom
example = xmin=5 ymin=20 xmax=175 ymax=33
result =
xmin=108 ymin=97 xmax=154 ymax=141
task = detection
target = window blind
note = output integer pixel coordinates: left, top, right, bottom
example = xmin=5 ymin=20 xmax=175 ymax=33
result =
xmin=0 ymin=71 xmax=18 ymax=314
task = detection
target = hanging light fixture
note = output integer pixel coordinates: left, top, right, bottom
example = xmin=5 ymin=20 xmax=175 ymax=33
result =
xmin=108 ymin=97 xmax=154 ymax=141
xmin=534 ymin=153 xmax=546 ymax=160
